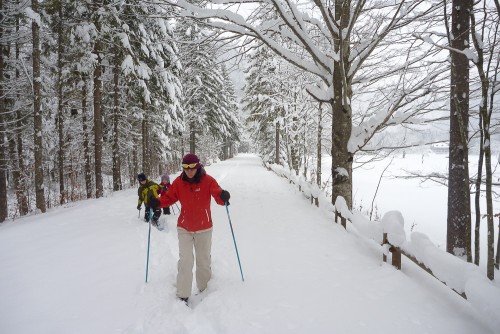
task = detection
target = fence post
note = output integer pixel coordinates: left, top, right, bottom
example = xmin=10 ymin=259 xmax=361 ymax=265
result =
xmin=383 ymin=233 xmax=388 ymax=263
xmin=383 ymin=232 xmax=401 ymax=270
xmin=334 ymin=210 xmax=347 ymax=229
xmin=391 ymin=246 xmax=402 ymax=270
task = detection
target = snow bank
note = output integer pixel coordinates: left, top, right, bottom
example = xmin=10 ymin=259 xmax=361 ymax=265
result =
xmin=402 ymin=232 xmax=500 ymax=331
xmin=342 ymin=202 xmax=500 ymax=333
xmin=265 ymin=161 xmax=500 ymax=332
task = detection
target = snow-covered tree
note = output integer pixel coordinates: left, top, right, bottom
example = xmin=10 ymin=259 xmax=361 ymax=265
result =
xmin=219 ymin=64 xmax=241 ymax=159
xmin=105 ymin=0 xmax=184 ymax=180
xmin=243 ymin=42 xmax=284 ymax=163
xmin=243 ymin=39 xmax=319 ymax=175
xmin=176 ymin=20 xmax=240 ymax=158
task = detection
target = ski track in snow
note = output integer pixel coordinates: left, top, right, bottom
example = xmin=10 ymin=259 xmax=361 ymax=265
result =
xmin=0 ymin=154 xmax=493 ymax=334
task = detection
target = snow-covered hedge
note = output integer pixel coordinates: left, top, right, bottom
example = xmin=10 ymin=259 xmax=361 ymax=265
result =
xmin=266 ymin=162 xmax=334 ymax=213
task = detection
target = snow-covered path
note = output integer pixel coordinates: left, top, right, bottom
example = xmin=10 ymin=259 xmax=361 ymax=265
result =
xmin=0 ymin=154 xmax=492 ymax=333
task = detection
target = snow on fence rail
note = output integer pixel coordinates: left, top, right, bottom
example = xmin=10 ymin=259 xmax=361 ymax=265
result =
xmin=264 ymin=161 xmax=500 ymax=331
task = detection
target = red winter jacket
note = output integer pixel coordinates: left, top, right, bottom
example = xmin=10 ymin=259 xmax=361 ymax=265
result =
xmin=158 ymin=168 xmax=224 ymax=232
xmin=158 ymin=181 xmax=171 ymax=196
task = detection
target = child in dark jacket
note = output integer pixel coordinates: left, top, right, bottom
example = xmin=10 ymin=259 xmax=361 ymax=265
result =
xmin=158 ymin=174 xmax=171 ymax=215
xmin=136 ymin=173 xmax=161 ymax=225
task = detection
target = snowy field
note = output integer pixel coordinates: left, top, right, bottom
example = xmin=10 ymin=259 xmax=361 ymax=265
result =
xmin=352 ymin=150 xmax=500 ymax=270
xmin=0 ymin=154 xmax=497 ymax=334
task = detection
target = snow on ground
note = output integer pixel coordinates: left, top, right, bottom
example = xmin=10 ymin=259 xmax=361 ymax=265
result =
xmin=0 ymin=154 xmax=494 ymax=334
xmin=352 ymin=150 xmax=499 ymax=268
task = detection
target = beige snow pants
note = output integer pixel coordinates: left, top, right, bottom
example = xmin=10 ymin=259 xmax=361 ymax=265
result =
xmin=176 ymin=227 xmax=212 ymax=298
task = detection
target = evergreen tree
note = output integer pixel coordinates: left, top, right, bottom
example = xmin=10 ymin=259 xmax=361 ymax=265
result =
xmin=112 ymin=1 xmax=183 ymax=177
xmin=219 ymin=65 xmax=241 ymax=159
xmin=242 ymin=42 xmax=284 ymax=163
xmin=176 ymin=20 xmax=240 ymax=157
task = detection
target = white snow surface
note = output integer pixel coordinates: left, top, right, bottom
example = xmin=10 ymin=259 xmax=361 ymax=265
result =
xmin=0 ymin=154 xmax=494 ymax=334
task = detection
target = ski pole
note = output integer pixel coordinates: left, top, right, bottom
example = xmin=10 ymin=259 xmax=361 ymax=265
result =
xmin=138 ymin=207 xmax=141 ymax=219
xmin=145 ymin=207 xmax=153 ymax=283
xmin=225 ymin=203 xmax=244 ymax=282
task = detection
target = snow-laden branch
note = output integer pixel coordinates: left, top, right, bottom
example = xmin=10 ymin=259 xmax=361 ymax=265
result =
xmin=348 ymin=67 xmax=446 ymax=153
xmin=347 ymin=0 xmax=405 ymax=79
xmin=159 ymin=0 xmax=330 ymax=82
xmin=413 ymin=33 xmax=479 ymax=64
xmin=271 ymin=0 xmax=331 ymax=71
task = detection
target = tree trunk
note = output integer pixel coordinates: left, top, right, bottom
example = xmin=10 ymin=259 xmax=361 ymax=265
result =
xmin=189 ymin=120 xmax=196 ymax=154
xmin=8 ymin=120 xmax=27 ymax=217
xmin=112 ymin=51 xmax=122 ymax=191
xmin=275 ymin=120 xmax=280 ymax=164
xmin=474 ymin=114 xmax=484 ymax=265
xmin=142 ymin=101 xmax=150 ymax=175
xmin=15 ymin=17 xmax=28 ymax=215
xmin=132 ymin=142 xmax=138 ymax=183
xmin=32 ymin=0 xmax=46 ymax=213
xmin=331 ymin=0 xmax=353 ymax=209
xmin=93 ymin=0 xmax=103 ymax=198
xmin=471 ymin=5 xmax=494 ymax=278
xmin=317 ymin=103 xmax=322 ymax=188
xmin=57 ymin=2 xmax=65 ymax=204
xmin=483 ymin=131 xmax=494 ymax=279
xmin=93 ymin=53 xmax=103 ymax=197
xmin=15 ymin=122 xmax=28 ymax=214
xmin=0 ymin=3 xmax=7 ymax=222
xmin=223 ymin=141 xmax=228 ymax=160
xmin=141 ymin=117 xmax=146 ymax=173
xmin=0 ymin=130 xmax=5 ymax=221
xmin=82 ymin=79 xmax=92 ymax=199
xmin=446 ymin=0 xmax=471 ymax=259
xmin=496 ymin=215 xmax=500 ymax=270
xmin=181 ymin=133 xmax=185 ymax=158
xmin=290 ymin=114 xmax=300 ymax=172
xmin=7 ymin=135 xmax=19 ymax=218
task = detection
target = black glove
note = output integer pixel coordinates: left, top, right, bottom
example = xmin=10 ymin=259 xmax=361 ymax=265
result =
xmin=149 ymin=196 xmax=160 ymax=208
xmin=220 ymin=190 xmax=230 ymax=204
xmin=137 ymin=205 xmax=141 ymax=210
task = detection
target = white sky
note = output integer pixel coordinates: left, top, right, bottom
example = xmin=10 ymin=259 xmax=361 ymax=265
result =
xmin=0 ymin=154 xmax=497 ymax=334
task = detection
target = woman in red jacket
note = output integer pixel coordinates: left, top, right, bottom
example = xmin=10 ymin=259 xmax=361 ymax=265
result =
xmin=154 ymin=153 xmax=230 ymax=303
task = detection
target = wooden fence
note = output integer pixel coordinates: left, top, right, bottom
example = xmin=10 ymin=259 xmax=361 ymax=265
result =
xmin=265 ymin=161 xmax=469 ymax=300
xmin=334 ymin=210 xmax=467 ymax=299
